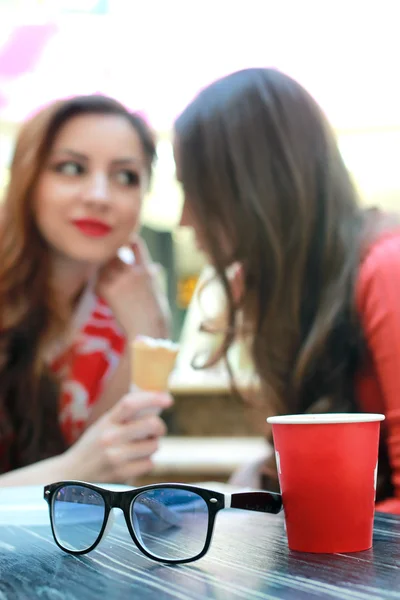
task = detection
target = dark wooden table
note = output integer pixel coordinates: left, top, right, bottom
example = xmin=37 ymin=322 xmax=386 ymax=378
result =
xmin=0 ymin=484 xmax=399 ymax=599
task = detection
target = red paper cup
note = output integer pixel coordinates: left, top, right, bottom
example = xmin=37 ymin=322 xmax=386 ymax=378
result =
xmin=267 ymin=413 xmax=385 ymax=554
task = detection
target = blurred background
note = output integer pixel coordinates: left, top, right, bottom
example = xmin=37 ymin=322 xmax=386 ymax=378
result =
xmin=1 ymin=0 xmax=400 ymax=342
xmin=1 ymin=0 xmax=400 ymax=482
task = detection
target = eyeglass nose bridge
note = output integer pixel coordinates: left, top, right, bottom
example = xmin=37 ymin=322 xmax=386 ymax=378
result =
xmin=107 ymin=490 xmax=132 ymax=513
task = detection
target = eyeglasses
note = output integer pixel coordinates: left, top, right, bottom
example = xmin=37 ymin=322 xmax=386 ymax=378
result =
xmin=44 ymin=481 xmax=282 ymax=564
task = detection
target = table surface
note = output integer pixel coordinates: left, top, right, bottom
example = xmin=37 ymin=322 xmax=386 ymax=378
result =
xmin=152 ymin=437 xmax=267 ymax=475
xmin=169 ymin=368 xmax=258 ymax=395
xmin=169 ymin=369 xmax=232 ymax=395
xmin=0 ymin=483 xmax=399 ymax=600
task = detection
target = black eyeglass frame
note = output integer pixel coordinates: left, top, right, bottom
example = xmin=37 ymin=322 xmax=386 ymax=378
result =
xmin=44 ymin=480 xmax=282 ymax=565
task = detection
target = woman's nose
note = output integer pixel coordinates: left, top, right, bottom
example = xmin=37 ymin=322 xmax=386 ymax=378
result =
xmin=82 ymin=173 xmax=110 ymax=207
xmin=179 ymin=201 xmax=191 ymax=227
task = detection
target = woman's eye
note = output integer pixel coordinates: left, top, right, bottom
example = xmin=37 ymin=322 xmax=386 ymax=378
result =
xmin=54 ymin=161 xmax=84 ymax=176
xmin=115 ymin=170 xmax=140 ymax=187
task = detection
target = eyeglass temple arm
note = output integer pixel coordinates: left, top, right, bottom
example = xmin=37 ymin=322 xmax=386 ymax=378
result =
xmin=227 ymin=491 xmax=283 ymax=514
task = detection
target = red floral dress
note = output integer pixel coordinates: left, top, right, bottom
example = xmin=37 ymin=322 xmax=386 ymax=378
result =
xmin=49 ymin=287 xmax=126 ymax=445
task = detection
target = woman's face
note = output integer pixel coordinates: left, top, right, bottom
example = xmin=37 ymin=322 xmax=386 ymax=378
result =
xmin=34 ymin=113 xmax=147 ymax=265
xmin=174 ymin=136 xmax=234 ymax=266
xmin=174 ymin=135 xmax=215 ymax=260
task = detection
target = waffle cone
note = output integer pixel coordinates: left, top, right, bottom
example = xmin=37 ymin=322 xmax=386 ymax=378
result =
xmin=131 ymin=338 xmax=179 ymax=391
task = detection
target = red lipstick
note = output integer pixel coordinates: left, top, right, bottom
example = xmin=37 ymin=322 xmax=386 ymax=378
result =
xmin=72 ymin=218 xmax=112 ymax=238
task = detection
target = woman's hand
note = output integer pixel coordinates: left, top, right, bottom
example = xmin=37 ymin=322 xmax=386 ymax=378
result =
xmin=96 ymin=237 xmax=170 ymax=341
xmin=63 ymin=389 xmax=173 ymax=483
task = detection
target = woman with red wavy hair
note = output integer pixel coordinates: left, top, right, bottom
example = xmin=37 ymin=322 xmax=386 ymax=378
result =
xmin=0 ymin=95 xmax=171 ymax=485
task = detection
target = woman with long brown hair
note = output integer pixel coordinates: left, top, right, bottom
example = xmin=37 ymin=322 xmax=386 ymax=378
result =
xmin=174 ymin=68 xmax=400 ymax=513
xmin=0 ymin=94 xmax=172 ymax=485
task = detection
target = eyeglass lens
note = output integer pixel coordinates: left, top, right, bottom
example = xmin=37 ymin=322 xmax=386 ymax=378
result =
xmin=52 ymin=485 xmax=106 ymax=552
xmin=131 ymin=488 xmax=209 ymax=560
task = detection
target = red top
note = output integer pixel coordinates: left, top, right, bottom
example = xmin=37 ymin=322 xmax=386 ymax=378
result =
xmin=50 ymin=294 xmax=126 ymax=445
xmin=356 ymin=229 xmax=400 ymax=514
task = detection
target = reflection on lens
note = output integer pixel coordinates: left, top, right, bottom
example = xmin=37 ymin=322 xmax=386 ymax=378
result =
xmin=52 ymin=485 xmax=105 ymax=552
xmin=131 ymin=488 xmax=209 ymax=560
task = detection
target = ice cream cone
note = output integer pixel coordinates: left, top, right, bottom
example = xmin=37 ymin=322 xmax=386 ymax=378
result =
xmin=131 ymin=336 xmax=179 ymax=391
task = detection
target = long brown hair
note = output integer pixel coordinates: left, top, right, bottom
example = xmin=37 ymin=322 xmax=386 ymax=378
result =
xmin=175 ymin=69 xmax=394 ymax=499
xmin=0 ymin=95 xmax=156 ymax=471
